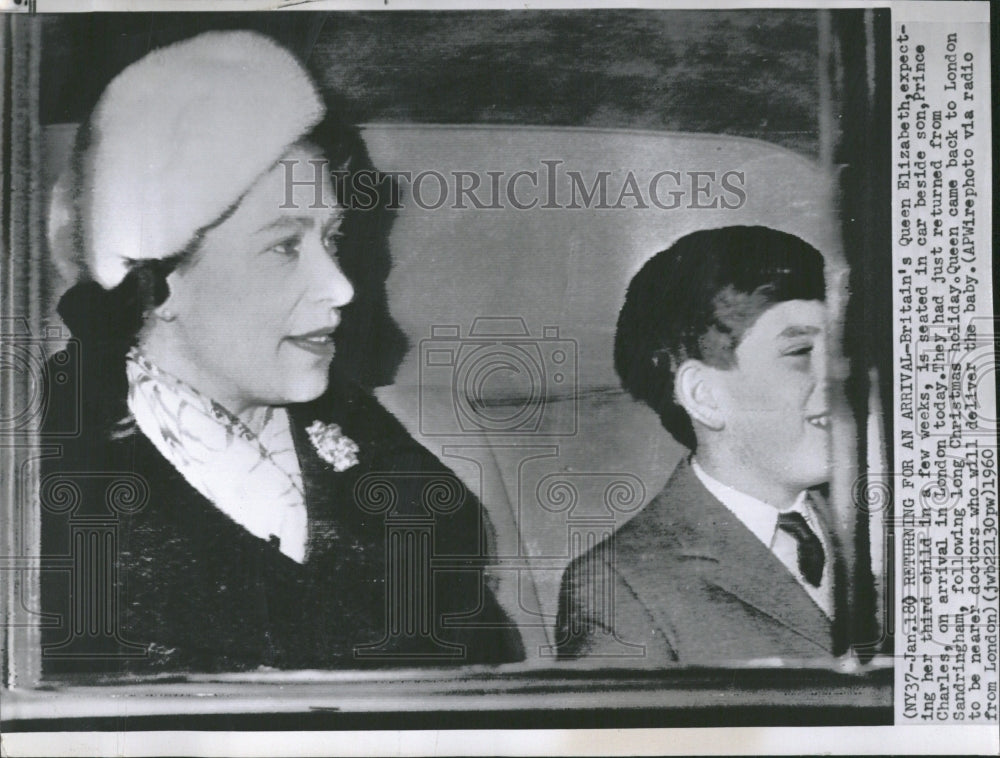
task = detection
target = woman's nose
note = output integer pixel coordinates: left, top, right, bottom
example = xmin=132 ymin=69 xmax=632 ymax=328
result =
xmin=306 ymin=238 xmax=354 ymax=307
xmin=326 ymin=263 xmax=355 ymax=307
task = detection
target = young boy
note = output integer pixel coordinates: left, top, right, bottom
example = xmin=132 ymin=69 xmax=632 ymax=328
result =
xmin=557 ymin=226 xmax=844 ymax=664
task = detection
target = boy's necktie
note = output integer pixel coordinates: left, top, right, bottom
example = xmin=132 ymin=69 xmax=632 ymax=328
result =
xmin=776 ymin=511 xmax=825 ymax=587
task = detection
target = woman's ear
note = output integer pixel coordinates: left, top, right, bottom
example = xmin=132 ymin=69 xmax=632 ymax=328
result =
xmin=675 ymin=359 xmax=724 ymax=432
xmin=152 ymin=305 xmax=177 ymax=323
xmin=150 ymin=270 xmax=182 ymax=323
xmin=153 ymin=303 xmax=177 ymax=323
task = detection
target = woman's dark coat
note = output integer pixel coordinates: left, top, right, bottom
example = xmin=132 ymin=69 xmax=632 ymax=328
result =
xmin=40 ymin=319 xmax=523 ymax=676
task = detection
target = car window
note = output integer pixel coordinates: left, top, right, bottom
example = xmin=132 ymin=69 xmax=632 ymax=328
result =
xmin=2 ymin=8 xmax=895 ymax=730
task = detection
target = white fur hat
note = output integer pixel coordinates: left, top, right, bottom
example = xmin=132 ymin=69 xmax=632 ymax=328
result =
xmin=49 ymin=31 xmax=325 ymax=289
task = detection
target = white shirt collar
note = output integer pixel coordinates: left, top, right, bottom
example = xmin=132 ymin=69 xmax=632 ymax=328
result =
xmin=690 ymin=458 xmax=834 ymax=617
xmin=690 ymin=458 xmax=810 ymax=549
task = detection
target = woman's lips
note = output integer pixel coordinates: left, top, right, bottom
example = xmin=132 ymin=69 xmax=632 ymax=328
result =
xmin=287 ymin=327 xmax=337 ymax=357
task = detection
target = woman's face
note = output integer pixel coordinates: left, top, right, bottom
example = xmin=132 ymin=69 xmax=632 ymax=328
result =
xmin=148 ymin=143 xmax=354 ymax=416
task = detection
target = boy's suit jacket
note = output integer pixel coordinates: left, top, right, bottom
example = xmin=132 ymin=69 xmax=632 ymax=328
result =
xmin=556 ymin=459 xmax=846 ymax=664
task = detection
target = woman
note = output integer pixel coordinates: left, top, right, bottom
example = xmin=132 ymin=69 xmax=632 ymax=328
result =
xmin=40 ymin=30 xmax=522 ymax=674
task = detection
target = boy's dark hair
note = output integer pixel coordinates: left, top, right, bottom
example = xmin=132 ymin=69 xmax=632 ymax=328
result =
xmin=613 ymin=225 xmax=826 ymax=450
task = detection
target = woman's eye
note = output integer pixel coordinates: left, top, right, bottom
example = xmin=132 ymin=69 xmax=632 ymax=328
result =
xmin=322 ymin=230 xmax=343 ymax=253
xmin=268 ymin=238 xmax=301 ymax=258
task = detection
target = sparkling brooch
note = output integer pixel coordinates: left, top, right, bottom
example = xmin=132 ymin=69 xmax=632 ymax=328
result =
xmin=306 ymin=420 xmax=360 ymax=472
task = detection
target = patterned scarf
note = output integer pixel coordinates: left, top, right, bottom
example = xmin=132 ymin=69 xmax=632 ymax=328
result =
xmin=125 ymin=349 xmax=308 ymax=563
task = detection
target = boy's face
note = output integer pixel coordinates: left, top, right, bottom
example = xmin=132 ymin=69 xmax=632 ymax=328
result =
xmin=711 ymin=299 xmax=830 ymax=495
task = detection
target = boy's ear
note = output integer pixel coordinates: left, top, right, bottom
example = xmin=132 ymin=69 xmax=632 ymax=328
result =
xmin=675 ymin=359 xmax=725 ymax=432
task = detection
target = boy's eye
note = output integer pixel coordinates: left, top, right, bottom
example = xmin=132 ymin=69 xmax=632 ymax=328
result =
xmin=783 ymin=345 xmax=813 ymax=357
